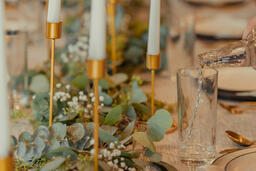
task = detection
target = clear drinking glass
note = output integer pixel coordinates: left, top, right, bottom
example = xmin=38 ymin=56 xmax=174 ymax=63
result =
xmin=177 ymin=68 xmax=218 ymax=164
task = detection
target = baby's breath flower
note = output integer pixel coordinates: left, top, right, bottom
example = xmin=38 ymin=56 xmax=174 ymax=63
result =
xmin=66 ymin=84 xmax=71 ymax=90
xmin=89 ymin=92 xmax=94 ymax=97
xmin=109 ymin=143 xmax=115 ymax=149
xmin=99 ymin=96 xmax=104 ymax=101
xmin=56 ymin=83 xmax=62 ymax=88
xmin=120 ymin=162 xmax=126 ymax=168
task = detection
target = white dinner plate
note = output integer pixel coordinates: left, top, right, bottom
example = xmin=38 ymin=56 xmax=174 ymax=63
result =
xmin=212 ymin=147 xmax=256 ymax=169
xmin=225 ymin=151 xmax=256 ymax=171
xmin=196 ymin=15 xmax=247 ymax=39
xmin=218 ymin=67 xmax=256 ymax=91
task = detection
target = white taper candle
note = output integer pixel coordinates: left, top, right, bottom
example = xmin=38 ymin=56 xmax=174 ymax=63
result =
xmin=47 ymin=0 xmax=61 ymax=23
xmin=89 ymin=0 xmax=106 ymax=60
xmin=0 ymin=0 xmax=10 ymax=158
xmin=147 ymin=0 xmax=160 ymax=55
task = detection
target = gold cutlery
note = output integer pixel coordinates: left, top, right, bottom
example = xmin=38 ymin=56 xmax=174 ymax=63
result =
xmin=225 ymin=130 xmax=254 ymax=147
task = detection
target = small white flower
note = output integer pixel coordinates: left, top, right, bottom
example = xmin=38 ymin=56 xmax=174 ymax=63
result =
xmin=84 ymin=108 xmax=89 ymax=113
xmin=87 ymin=104 xmax=92 ymax=108
xmin=114 ymin=159 xmax=119 ymax=164
xmin=121 ymin=157 xmax=124 ymax=161
xmin=109 ymin=142 xmax=115 ymax=149
xmin=32 ymin=95 xmax=36 ymax=100
xmin=66 ymin=84 xmax=71 ymax=90
xmin=91 ymin=97 xmax=95 ymax=102
xmin=72 ymin=97 xmax=78 ymax=102
xmin=89 ymin=92 xmax=94 ymax=97
xmin=79 ymin=91 xmax=84 ymax=95
xmin=99 ymin=96 xmax=104 ymax=101
xmin=120 ymin=162 xmax=126 ymax=168
xmin=98 ymin=154 xmax=102 ymax=159
xmin=56 ymin=83 xmax=62 ymax=88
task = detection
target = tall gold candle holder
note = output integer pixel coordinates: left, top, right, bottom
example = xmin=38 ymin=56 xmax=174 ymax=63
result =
xmin=46 ymin=22 xmax=62 ymax=127
xmin=107 ymin=0 xmax=118 ymax=74
xmin=146 ymin=54 xmax=161 ymax=116
xmin=0 ymin=154 xmax=14 ymax=171
xmin=87 ymin=59 xmax=106 ymax=171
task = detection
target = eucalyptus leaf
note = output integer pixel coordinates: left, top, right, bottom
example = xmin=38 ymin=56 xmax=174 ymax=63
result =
xmin=40 ymin=158 xmax=65 ymax=171
xmin=145 ymin=149 xmax=162 ymax=162
xmin=35 ymin=136 xmax=46 ymax=157
xmin=18 ymin=131 xmax=33 ymax=142
xmin=36 ymin=125 xmax=50 ymax=139
xmin=44 ymin=147 xmax=77 ymax=160
xmin=120 ymin=121 xmax=135 ymax=140
xmin=109 ymin=73 xmax=128 ymax=85
xmin=51 ymin=122 xmax=67 ymax=140
xmin=99 ymin=127 xmax=118 ymax=144
xmin=17 ymin=141 xmax=26 ymax=159
xmin=10 ymin=135 xmax=17 ymax=146
xmin=32 ymin=93 xmax=49 ymax=122
xmin=127 ymin=105 xmax=137 ymax=120
xmin=99 ymin=91 xmax=113 ymax=106
xmin=47 ymin=138 xmax=61 ymax=152
xmin=132 ymin=132 xmax=155 ymax=152
xmin=99 ymin=79 xmax=109 ymax=89
xmin=147 ymin=109 xmax=172 ymax=142
xmin=71 ymin=72 xmax=89 ymax=89
xmin=101 ymin=125 xmax=117 ymax=135
xmin=130 ymin=81 xmax=147 ymax=103
xmin=76 ymin=136 xmax=90 ymax=150
xmin=104 ymin=105 xmax=123 ymax=125
xmin=67 ymin=123 xmax=85 ymax=143
xmin=30 ymin=74 xmax=49 ymax=94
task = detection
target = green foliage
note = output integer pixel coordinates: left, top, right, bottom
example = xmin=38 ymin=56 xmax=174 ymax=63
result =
xmin=30 ymin=74 xmax=50 ymax=94
xmin=147 ymin=109 xmax=172 ymax=142
xmin=51 ymin=123 xmax=67 ymax=140
xmin=99 ymin=127 xmax=119 ymax=144
xmin=40 ymin=158 xmax=65 ymax=171
xmin=71 ymin=72 xmax=89 ymax=89
xmin=130 ymin=81 xmax=147 ymax=103
xmin=132 ymin=132 xmax=155 ymax=152
xmin=32 ymin=93 xmax=50 ymax=123
xmin=67 ymin=123 xmax=85 ymax=143
xmin=104 ymin=105 xmax=123 ymax=125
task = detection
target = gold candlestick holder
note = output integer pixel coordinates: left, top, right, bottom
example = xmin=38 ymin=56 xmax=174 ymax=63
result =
xmin=146 ymin=54 xmax=161 ymax=116
xmin=107 ymin=0 xmax=118 ymax=74
xmin=46 ymin=22 xmax=62 ymax=127
xmin=87 ymin=59 xmax=106 ymax=171
xmin=0 ymin=154 xmax=14 ymax=171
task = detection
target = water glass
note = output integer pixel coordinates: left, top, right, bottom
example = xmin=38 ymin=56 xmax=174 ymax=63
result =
xmin=177 ymin=68 xmax=218 ymax=164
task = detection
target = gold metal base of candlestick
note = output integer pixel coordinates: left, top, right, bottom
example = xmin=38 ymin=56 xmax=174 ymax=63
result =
xmin=46 ymin=22 xmax=62 ymax=127
xmin=87 ymin=59 xmax=106 ymax=171
xmin=0 ymin=154 xmax=14 ymax=171
xmin=47 ymin=22 xmax=62 ymax=39
xmin=146 ymin=54 xmax=161 ymax=115
xmin=87 ymin=59 xmax=106 ymax=79
xmin=146 ymin=54 xmax=161 ymax=70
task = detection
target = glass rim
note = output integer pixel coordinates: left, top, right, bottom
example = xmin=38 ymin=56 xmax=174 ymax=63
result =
xmin=177 ymin=67 xmax=218 ymax=78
